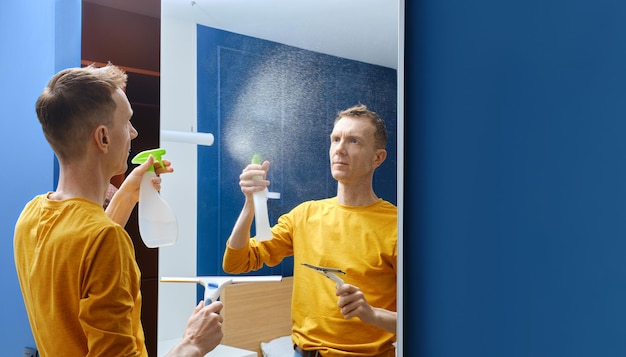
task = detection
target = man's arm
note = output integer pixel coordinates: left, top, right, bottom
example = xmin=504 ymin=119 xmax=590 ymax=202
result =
xmin=226 ymin=199 xmax=255 ymax=249
xmin=105 ymin=156 xmax=173 ymax=226
xmin=226 ymin=160 xmax=271 ymax=249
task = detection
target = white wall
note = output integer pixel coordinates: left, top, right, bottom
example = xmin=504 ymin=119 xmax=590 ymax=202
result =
xmin=158 ymin=0 xmax=201 ymax=343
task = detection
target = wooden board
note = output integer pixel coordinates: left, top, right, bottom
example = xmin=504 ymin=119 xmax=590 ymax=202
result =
xmin=221 ymin=277 xmax=293 ymax=356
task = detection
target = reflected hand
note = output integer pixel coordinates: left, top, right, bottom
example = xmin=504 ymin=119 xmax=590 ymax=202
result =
xmin=336 ymin=284 xmax=375 ymax=323
xmin=239 ymin=160 xmax=270 ymax=196
xmin=336 ymin=284 xmax=397 ymax=333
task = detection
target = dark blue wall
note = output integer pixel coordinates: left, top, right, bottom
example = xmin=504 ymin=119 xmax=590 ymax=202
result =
xmin=407 ymin=1 xmax=626 ymax=356
xmin=0 ymin=0 xmax=80 ymax=353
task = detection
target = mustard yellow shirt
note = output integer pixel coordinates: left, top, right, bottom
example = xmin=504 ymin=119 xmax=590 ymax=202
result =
xmin=224 ymin=197 xmax=397 ymax=357
xmin=14 ymin=194 xmax=147 ymax=357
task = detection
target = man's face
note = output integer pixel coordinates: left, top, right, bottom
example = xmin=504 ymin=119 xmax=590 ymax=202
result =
xmin=329 ymin=116 xmax=382 ymax=183
xmin=109 ymin=88 xmax=138 ymax=175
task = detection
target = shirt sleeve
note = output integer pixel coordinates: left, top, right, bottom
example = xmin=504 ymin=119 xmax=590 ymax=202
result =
xmin=78 ymin=225 xmax=144 ymax=356
xmin=223 ymin=212 xmax=296 ymax=274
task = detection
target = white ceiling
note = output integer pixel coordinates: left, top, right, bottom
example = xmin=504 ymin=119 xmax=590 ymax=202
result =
xmin=84 ymin=0 xmax=400 ymax=70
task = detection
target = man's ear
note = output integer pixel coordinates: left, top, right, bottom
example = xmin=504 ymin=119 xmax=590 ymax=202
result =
xmin=95 ymin=125 xmax=109 ymax=151
xmin=373 ymin=149 xmax=387 ymax=168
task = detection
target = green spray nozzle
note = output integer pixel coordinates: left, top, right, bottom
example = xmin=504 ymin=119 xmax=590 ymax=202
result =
xmin=131 ymin=148 xmax=166 ymax=172
xmin=251 ymin=154 xmax=263 ymax=180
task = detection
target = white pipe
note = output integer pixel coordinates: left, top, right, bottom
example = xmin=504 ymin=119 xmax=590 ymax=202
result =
xmin=160 ymin=130 xmax=215 ymax=146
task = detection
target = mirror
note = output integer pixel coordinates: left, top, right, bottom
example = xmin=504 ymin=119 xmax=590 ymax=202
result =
xmin=158 ymin=0 xmax=404 ymax=354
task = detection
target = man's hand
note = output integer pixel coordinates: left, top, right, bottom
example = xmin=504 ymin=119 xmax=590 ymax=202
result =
xmin=105 ymin=155 xmax=174 ymax=226
xmin=165 ymin=301 xmax=224 ymax=357
xmin=239 ymin=160 xmax=270 ymax=196
xmin=121 ymin=155 xmax=174 ymax=203
xmin=336 ymin=284 xmax=397 ymax=333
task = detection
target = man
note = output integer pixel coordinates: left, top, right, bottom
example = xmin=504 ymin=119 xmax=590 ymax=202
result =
xmin=14 ymin=64 xmax=223 ymax=357
xmin=223 ymin=104 xmax=397 ymax=356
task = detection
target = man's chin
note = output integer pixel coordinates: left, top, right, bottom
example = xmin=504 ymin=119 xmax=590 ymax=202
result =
xmin=114 ymin=165 xmax=128 ymax=177
xmin=331 ymin=171 xmax=347 ymax=181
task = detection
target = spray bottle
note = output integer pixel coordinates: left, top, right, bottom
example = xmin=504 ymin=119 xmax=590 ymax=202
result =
xmin=131 ymin=148 xmax=178 ymax=248
xmin=251 ymin=154 xmax=273 ymax=241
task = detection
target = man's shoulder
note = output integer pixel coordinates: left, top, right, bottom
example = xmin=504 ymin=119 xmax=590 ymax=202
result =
xmin=296 ymin=197 xmax=334 ymax=206
xmin=288 ymin=198 xmax=334 ymax=215
xmin=22 ymin=193 xmax=48 ymax=206
xmin=16 ymin=194 xmax=49 ymax=219
xmin=378 ymin=199 xmax=398 ymax=211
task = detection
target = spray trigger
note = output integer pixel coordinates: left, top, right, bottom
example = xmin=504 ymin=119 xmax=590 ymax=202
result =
xmin=129 ymin=148 xmax=178 ymax=248
xmin=131 ymin=148 xmax=166 ymax=172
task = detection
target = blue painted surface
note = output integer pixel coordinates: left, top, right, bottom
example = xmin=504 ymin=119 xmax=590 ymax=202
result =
xmin=407 ymin=1 xmax=626 ymax=356
xmin=0 ymin=0 xmax=80 ymax=353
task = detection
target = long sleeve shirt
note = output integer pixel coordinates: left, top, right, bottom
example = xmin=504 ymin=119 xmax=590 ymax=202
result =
xmin=224 ymin=197 xmax=397 ymax=357
xmin=14 ymin=194 xmax=147 ymax=357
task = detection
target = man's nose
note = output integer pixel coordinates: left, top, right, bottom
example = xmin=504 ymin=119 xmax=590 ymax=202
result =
xmin=130 ymin=125 xmax=138 ymax=139
xmin=334 ymin=140 xmax=347 ymax=154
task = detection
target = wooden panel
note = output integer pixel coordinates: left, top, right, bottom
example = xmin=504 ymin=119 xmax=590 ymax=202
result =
xmin=221 ymin=277 xmax=293 ymax=356
xmin=141 ymin=277 xmax=159 ymax=357
xmin=82 ymin=2 xmax=161 ymax=355
xmin=82 ymin=2 xmax=160 ymax=72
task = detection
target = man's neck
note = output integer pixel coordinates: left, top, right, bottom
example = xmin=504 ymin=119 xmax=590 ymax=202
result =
xmin=50 ymin=161 xmax=110 ymax=206
xmin=336 ymin=182 xmax=378 ymax=206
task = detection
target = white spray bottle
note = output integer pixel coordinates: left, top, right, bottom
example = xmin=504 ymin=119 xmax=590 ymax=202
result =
xmin=131 ymin=148 xmax=178 ymax=248
xmin=251 ymin=154 xmax=273 ymax=241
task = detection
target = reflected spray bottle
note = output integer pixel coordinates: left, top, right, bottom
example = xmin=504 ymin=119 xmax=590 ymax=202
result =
xmin=251 ymin=154 xmax=272 ymax=241
xmin=131 ymin=148 xmax=178 ymax=248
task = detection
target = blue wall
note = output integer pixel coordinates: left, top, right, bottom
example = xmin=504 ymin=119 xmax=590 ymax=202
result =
xmin=0 ymin=0 xmax=80 ymax=353
xmin=407 ymin=1 xmax=626 ymax=356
